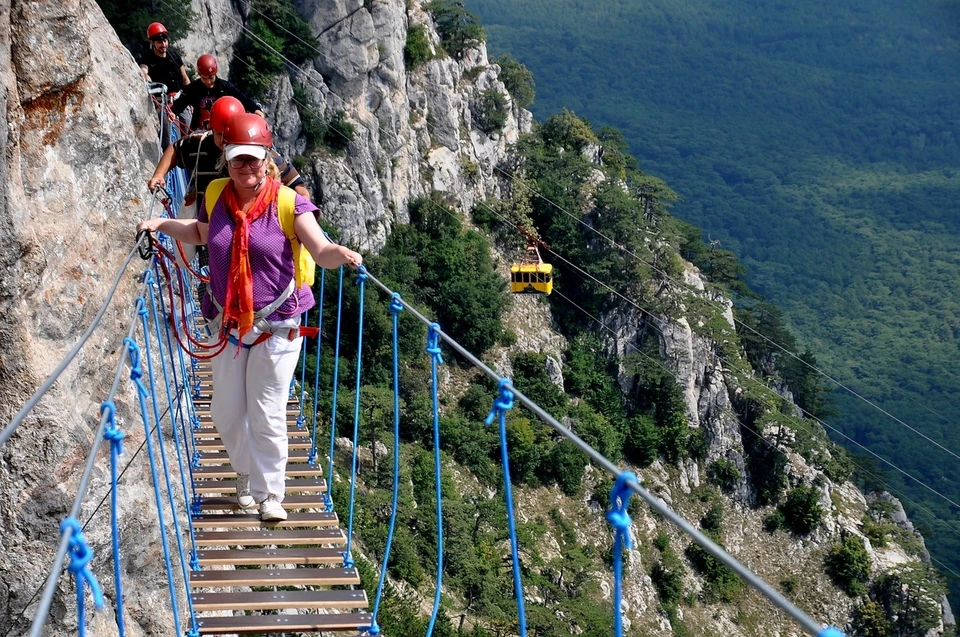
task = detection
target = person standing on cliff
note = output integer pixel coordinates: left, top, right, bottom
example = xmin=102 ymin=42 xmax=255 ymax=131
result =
xmin=172 ymin=54 xmax=263 ymax=133
xmin=137 ymin=113 xmax=361 ymax=521
xmin=139 ymin=22 xmax=190 ymax=148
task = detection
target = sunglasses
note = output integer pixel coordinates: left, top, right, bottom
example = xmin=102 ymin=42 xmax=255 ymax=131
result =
xmin=150 ymin=34 xmax=168 ymax=42
xmin=228 ymin=157 xmax=265 ymax=169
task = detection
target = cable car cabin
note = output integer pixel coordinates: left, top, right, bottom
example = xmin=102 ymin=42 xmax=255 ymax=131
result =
xmin=510 ymin=263 xmax=553 ymax=295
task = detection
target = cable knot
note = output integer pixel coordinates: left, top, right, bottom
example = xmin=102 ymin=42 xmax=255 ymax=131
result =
xmin=606 ymin=471 xmax=637 ymax=549
xmin=355 ymin=265 xmax=368 ymax=285
xmin=135 ymin=296 xmax=148 ymax=317
xmin=817 ymin=628 xmax=845 ymax=637
xmin=124 ymin=338 xmax=147 ymax=396
xmin=142 ymin=269 xmax=155 ymax=285
xmin=362 ymin=624 xmax=381 ymax=635
xmin=425 ymin=323 xmax=443 ymax=363
xmin=100 ymin=401 xmax=124 ymax=454
xmin=59 ymin=517 xmax=105 ymax=609
xmin=388 ymin=292 xmax=404 ymax=314
xmin=484 ymin=378 xmax=515 ymax=425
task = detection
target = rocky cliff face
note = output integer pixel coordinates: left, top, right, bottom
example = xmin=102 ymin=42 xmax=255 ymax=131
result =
xmin=0 ymin=0 xmax=951 ymax=635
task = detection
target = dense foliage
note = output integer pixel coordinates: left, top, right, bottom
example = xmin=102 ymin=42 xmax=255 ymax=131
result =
xmin=825 ymin=534 xmax=872 ymax=596
xmin=464 ymin=0 xmax=960 ymax=598
xmin=404 ymin=24 xmax=434 ymax=69
xmin=229 ymin=0 xmax=316 ymax=97
xmin=424 ymin=0 xmax=486 ymax=58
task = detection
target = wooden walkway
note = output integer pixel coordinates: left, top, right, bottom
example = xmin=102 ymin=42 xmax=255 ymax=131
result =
xmin=187 ymin=365 xmax=371 ymax=634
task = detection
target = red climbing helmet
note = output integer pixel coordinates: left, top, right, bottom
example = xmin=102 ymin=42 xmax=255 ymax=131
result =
xmin=146 ymin=22 xmax=167 ymax=40
xmin=197 ymin=54 xmax=218 ymax=76
xmin=209 ymin=97 xmax=245 ymax=132
xmin=222 ymin=113 xmax=273 ymax=161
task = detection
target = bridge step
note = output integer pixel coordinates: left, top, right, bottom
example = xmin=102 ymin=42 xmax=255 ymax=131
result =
xmin=191 ymin=589 xmax=367 ymax=612
xmin=196 ymin=547 xmax=345 ymax=566
xmin=197 ymin=451 xmax=310 ymax=465
xmin=194 ymin=612 xmax=372 ymax=634
xmin=192 ymin=512 xmax=337 ymax=529
xmin=195 ymin=439 xmax=313 ymax=451
xmin=193 ymin=479 xmax=326 ymax=495
xmin=194 ymin=425 xmax=310 ymax=438
xmin=197 ymin=494 xmax=326 ymax=511
xmin=194 ymin=528 xmax=345 ymax=547
xmin=192 ymin=464 xmax=323 ymax=479
xmin=189 ymin=567 xmax=358 ymax=588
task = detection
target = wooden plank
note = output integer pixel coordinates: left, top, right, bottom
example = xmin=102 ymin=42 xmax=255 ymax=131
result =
xmin=192 ymin=464 xmax=323 ymax=479
xmin=195 ymin=439 xmax=314 ymax=451
xmin=194 ymin=479 xmax=326 ymax=495
xmin=194 ymin=611 xmax=372 ymax=634
xmin=191 ymin=589 xmax=367 ymax=612
xmin=191 ymin=511 xmax=338 ymax=529
xmin=195 ymin=425 xmax=310 ymax=438
xmin=195 ymin=547 xmax=345 ymax=566
xmin=197 ymin=451 xmax=310 ymax=465
xmin=194 ymin=528 xmax=346 ymax=546
xmin=190 ymin=567 xmax=359 ymax=588
xmin=197 ymin=494 xmax=326 ymax=511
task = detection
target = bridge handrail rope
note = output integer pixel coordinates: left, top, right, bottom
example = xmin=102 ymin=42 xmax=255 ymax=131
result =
xmin=297 ymin=307 xmax=310 ymax=428
xmin=325 ymin=266 xmax=345 ymax=511
xmin=27 ymin=280 xmax=148 ymax=637
xmin=308 ymin=269 xmax=326 ymax=465
xmin=362 ymin=292 xmax=405 ymax=635
xmin=343 ymin=268 xmax=368 ymax=567
xmin=424 ymin=322 xmax=446 ymax=637
xmin=358 ymin=266 xmax=844 ymax=637
xmin=484 ymin=377 xmax=527 ymax=637
xmin=100 ymin=401 xmax=127 ymax=637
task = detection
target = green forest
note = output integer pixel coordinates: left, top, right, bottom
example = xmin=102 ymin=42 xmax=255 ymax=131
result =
xmin=463 ymin=0 xmax=960 ymax=604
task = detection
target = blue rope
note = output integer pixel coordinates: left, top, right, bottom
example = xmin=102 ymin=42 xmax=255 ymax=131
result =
xmin=484 ymin=378 xmax=527 ymax=637
xmin=124 ymin=330 xmax=183 ymax=635
xmin=59 ymin=517 xmax=104 ymax=637
xmin=425 ymin=322 xmax=445 ymax=637
xmin=606 ymin=471 xmax=637 ymax=637
xmin=324 ymin=266 xmax=345 ymax=512
xmin=296 ymin=308 xmax=309 ymax=427
xmin=308 ymin=269 xmax=325 ymax=465
xmin=146 ymin=269 xmax=201 ymax=572
xmin=100 ymin=401 xmax=126 ymax=637
xmin=364 ymin=293 xmax=405 ymax=635
xmin=344 ymin=267 xmax=368 ymax=567
xmin=818 ymin=629 xmax=845 ymax=637
xmin=135 ymin=294 xmax=201 ymax=636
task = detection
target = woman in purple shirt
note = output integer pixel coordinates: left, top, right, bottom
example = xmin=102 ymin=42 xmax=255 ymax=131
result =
xmin=138 ymin=114 xmax=361 ymax=521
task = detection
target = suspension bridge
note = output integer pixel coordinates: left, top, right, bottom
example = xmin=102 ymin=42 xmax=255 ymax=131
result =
xmin=0 ymin=90 xmax=851 ymax=637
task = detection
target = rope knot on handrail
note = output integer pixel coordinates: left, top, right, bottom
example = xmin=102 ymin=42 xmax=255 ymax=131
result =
xmin=484 ymin=378 xmax=514 ymax=425
xmin=362 ymin=624 xmax=381 ymax=635
xmin=388 ymin=292 xmax=403 ymax=314
xmin=425 ymin=323 xmax=443 ymax=364
xmin=142 ymin=269 xmax=156 ymax=286
xmin=606 ymin=471 xmax=637 ymax=549
xmin=59 ymin=517 xmax=105 ymax=610
xmin=100 ymin=401 xmax=124 ymax=454
xmin=355 ymin=265 xmax=369 ymax=285
xmin=124 ymin=337 xmax=148 ymax=397
xmin=135 ymin=296 xmax=148 ymax=317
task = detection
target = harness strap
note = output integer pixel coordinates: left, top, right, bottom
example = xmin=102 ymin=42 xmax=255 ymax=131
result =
xmin=227 ymin=325 xmax=319 ymax=349
xmin=207 ymin=278 xmax=297 ymax=336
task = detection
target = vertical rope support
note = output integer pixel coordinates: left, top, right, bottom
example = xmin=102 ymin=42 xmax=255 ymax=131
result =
xmin=124 ymin=328 xmax=183 ymax=634
xmin=344 ymin=267 xmax=368 ymax=566
xmin=162 ymin=265 xmax=201 ymax=482
xmin=309 ymin=268 xmax=326 ymax=465
xmin=606 ymin=472 xmax=637 ymax=637
xmin=146 ymin=270 xmax=201 ymax=571
xmin=58 ymin=518 xmax=104 ymax=637
xmin=424 ymin=323 xmax=445 ymax=637
xmin=136 ymin=294 xmax=201 ymax=636
xmin=365 ymin=293 xmax=405 ymax=635
xmin=485 ymin=378 xmax=527 ymax=637
xmin=325 ymin=266 xmax=345 ymax=511
xmin=100 ymin=401 xmax=126 ymax=637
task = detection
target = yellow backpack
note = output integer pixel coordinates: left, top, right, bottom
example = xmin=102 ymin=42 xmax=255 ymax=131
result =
xmin=204 ymin=178 xmax=316 ymax=288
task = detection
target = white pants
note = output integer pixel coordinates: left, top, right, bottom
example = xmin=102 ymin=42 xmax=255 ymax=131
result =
xmin=209 ymin=319 xmax=302 ymax=503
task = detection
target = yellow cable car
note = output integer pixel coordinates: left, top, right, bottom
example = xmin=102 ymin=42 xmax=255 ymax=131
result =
xmin=510 ymin=241 xmax=553 ymax=295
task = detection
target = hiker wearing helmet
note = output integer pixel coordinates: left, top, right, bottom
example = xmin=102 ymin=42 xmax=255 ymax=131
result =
xmin=173 ymin=54 xmax=263 ymax=132
xmin=137 ymin=113 xmax=362 ymax=522
xmin=138 ymin=22 xmax=189 ymax=92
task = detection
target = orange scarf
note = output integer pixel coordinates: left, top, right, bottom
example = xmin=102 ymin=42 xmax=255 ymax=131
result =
xmin=219 ymin=177 xmax=280 ymax=341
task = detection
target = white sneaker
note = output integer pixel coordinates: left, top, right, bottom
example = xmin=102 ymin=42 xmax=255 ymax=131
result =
xmin=259 ymin=495 xmax=287 ymax=521
xmin=236 ymin=474 xmax=256 ymax=509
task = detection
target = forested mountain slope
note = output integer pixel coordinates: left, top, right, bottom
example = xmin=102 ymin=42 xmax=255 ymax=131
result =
xmin=463 ymin=0 xmax=960 ymax=602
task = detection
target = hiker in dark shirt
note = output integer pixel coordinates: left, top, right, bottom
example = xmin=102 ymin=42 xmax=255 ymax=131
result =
xmin=172 ymin=54 xmax=263 ymax=132
xmin=138 ymin=23 xmax=189 ymax=93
